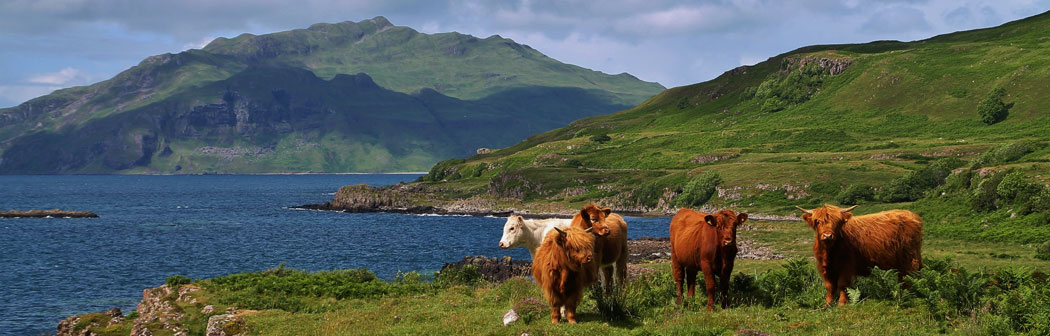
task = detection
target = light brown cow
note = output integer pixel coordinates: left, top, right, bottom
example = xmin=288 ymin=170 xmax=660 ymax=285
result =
xmin=797 ymin=204 xmax=923 ymax=306
xmin=669 ymin=208 xmax=748 ymax=311
xmin=532 ymin=226 xmax=598 ymax=324
xmin=570 ymin=204 xmax=628 ymax=292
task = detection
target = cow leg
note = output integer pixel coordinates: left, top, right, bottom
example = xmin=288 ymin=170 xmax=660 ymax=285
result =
xmin=672 ymin=259 xmax=685 ymax=304
xmin=837 ymin=273 xmax=851 ymax=306
xmin=822 ymin=278 xmax=836 ymax=307
xmin=565 ymin=295 xmax=580 ymax=324
xmin=550 ymin=303 xmax=561 ymax=324
xmin=618 ymin=242 xmax=629 ymax=288
xmin=686 ymin=267 xmax=699 ymax=300
xmin=700 ymin=262 xmax=717 ymax=312
xmin=602 ymin=265 xmax=614 ymax=295
xmin=719 ymin=269 xmax=732 ymax=309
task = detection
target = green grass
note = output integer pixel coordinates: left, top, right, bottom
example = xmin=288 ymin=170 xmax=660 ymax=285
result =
xmin=73 ymin=222 xmax=1050 ymax=335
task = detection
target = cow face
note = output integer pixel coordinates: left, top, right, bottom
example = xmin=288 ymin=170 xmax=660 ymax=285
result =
xmin=553 ymin=227 xmax=594 ymax=267
xmin=498 ymin=215 xmax=527 ymax=249
xmin=720 ymin=211 xmax=748 ymax=247
xmin=798 ymin=205 xmax=855 ymax=243
xmin=578 ymin=204 xmax=613 ymax=236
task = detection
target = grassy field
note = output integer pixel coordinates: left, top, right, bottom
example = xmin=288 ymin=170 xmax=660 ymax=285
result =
xmin=68 ymin=219 xmax=1050 ymax=335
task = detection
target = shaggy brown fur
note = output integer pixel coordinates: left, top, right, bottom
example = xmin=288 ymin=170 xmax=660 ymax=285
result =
xmin=570 ymin=204 xmax=628 ymax=293
xmin=670 ymin=208 xmax=748 ymax=311
xmin=533 ymin=226 xmax=598 ymax=324
xmin=799 ymin=204 xmax=923 ymax=306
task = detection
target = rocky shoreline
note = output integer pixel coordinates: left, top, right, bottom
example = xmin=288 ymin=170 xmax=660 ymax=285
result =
xmin=295 ymin=184 xmax=805 ymax=221
xmin=0 ymin=209 xmax=98 ymax=218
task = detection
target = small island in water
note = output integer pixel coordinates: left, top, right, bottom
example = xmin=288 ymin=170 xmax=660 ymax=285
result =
xmin=0 ymin=209 xmax=99 ymax=218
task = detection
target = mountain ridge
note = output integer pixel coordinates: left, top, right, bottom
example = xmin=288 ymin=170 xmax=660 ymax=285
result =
xmin=0 ymin=17 xmax=664 ymax=174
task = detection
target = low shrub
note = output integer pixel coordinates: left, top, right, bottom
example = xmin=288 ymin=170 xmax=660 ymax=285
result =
xmin=1036 ymin=242 xmax=1050 ymax=261
xmin=165 ymin=275 xmax=193 ymax=288
xmin=677 ymin=171 xmax=723 ymax=207
xmin=836 ymin=184 xmax=875 ymax=205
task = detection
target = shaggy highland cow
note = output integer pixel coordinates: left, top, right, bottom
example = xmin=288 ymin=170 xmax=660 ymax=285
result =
xmin=796 ymin=204 xmax=923 ymax=306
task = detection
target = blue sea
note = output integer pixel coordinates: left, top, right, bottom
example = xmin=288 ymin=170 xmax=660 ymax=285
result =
xmin=0 ymin=175 xmax=670 ymax=335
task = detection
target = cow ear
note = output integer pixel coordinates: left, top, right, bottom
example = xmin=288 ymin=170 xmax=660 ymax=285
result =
xmin=580 ymin=209 xmax=591 ymax=223
xmin=602 ymin=207 xmax=612 ymax=216
xmin=738 ymin=213 xmax=748 ymax=224
xmin=801 ymin=213 xmax=814 ymax=227
xmin=842 ymin=212 xmax=853 ymax=221
xmin=704 ymin=215 xmax=716 ymax=226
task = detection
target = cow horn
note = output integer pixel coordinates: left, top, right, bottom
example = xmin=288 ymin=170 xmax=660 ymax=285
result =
xmin=554 ymin=227 xmax=565 ymax=235
xmin=842 ymin=205 xmax=858 ymax=212
xmin=795 ymin=206 xmax=813 ymax=214
xmin=584 ymin=227 xmax=592 ymax=233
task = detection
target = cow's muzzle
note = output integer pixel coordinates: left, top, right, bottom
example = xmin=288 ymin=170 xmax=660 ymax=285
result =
xmin=820 ymin=233 xmax=834 ymax=241
xmin=498 ymin=241 xmax=507 ymax=249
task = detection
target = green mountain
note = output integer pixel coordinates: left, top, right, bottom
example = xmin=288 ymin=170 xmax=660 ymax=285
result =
xmin=358 ymin=11 xmax=1050 ymax=240
xmin=0 ymin=17 xmax=664 ymax=174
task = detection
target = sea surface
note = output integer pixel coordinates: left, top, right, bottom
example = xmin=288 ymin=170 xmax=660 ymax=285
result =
xmin=0 ymin=175 xmax=670 ymax=335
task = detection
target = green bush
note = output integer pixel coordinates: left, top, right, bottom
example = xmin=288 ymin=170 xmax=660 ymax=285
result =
xmin=976 ymin=141 xmax=1037 ymax=166
xmin=978 ymin=87 xmax=1010 ymax=125
xmin=852 ymin=267 xmax=912 ymax=306
xmin=588 ymin=283 xmax=632 ymax=322
xmin=435 ymin=264 xmax=483 ymax=287
xmin=590 ymin=133 xmax=611 ymax=143
xmin=836 ymin=184 xmax=875 ymax=205
xmin=755 ymin=258 xmax=824 ymax=308
xmin=1036 ymin=242 xmax=1050 ymax=261
xmin=201 ymin=265 xmax=441 ymax=312
xmin=676 ymin=171 xmax=723 ymax=207
xmin=881 ymin=157 xmax=965 ymax=202
xmin=165 ymin=274 xmax=193 ymax=288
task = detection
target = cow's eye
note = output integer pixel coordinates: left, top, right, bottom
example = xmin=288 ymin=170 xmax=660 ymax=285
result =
xmin=509 ymin=227 xmax=514 ymax=231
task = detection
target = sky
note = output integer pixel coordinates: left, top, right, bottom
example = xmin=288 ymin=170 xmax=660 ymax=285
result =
xmin=1 ymin=0 xmax=1048 ymax=108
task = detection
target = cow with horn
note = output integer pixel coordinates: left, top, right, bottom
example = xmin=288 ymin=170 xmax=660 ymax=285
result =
xmin=796 ymin=204 xmax=923 ymax=306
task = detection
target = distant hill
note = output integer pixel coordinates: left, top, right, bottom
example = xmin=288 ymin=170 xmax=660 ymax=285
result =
xmin=0 ymin=17 xmax=664 ymax=173
xmin=375 ymin=11 xmax=1050 ymax=230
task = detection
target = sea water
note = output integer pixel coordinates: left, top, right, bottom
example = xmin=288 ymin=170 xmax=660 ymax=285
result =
xmin=0 ymin=175 xmax=669 ymax=334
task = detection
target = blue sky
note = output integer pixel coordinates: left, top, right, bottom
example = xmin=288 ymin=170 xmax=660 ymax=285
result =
xmin=1 ymin=0 xmax=1048 ymax=107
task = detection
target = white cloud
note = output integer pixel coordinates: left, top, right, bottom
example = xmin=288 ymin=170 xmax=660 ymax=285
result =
xmin=182 ymin=36 xmax=215 ymax=51
xmin=26 ymin=67 xmax=84 ymax=85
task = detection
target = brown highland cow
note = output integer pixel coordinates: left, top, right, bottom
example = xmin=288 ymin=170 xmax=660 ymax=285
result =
xmin=532 ymin=226 xmax=598 ymax=324
xmin=669 ymin=208 xmax=748 ymax=311
xmin=796 ymin=204 xmax=923 ymax=306
xmin=570 ymin=204 xmax=628 ymax=293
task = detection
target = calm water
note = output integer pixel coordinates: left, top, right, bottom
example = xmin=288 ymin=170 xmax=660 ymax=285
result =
xmin=0 ymin=175 xmax=670 ymax=335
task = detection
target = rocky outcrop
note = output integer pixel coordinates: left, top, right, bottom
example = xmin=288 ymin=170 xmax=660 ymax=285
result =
xmin=442 ymin=256 xmax=531 ymax=283
xmin=57 ymin=308 xmax=124 ymax=336
xmin=1 ymin=209 xmax=98 ymax=218
xmin=331 ymin=184 xmax=411 ymax=210
xmin=794 ymin=55 xmax=853 ymax=75
xmin=206 ymin=314 xmax=246 ymax=336
xmin=130 ymin=284 xmax=201 ymax=336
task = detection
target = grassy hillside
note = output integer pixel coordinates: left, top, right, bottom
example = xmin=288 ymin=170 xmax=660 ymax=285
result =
xmin=203 ymin=17 xmax=663 ymax=104
xmin=377 ymin=11 xmax=1050 ymax=241
xmin=0 ymin=17 xmax=664 ymax=174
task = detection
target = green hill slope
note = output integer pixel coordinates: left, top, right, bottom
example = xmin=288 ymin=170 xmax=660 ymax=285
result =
xmin=0 ymin=17 xmax=664 ymax=174
xmin=361 ymin=11 xmax=1050 ymax=241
